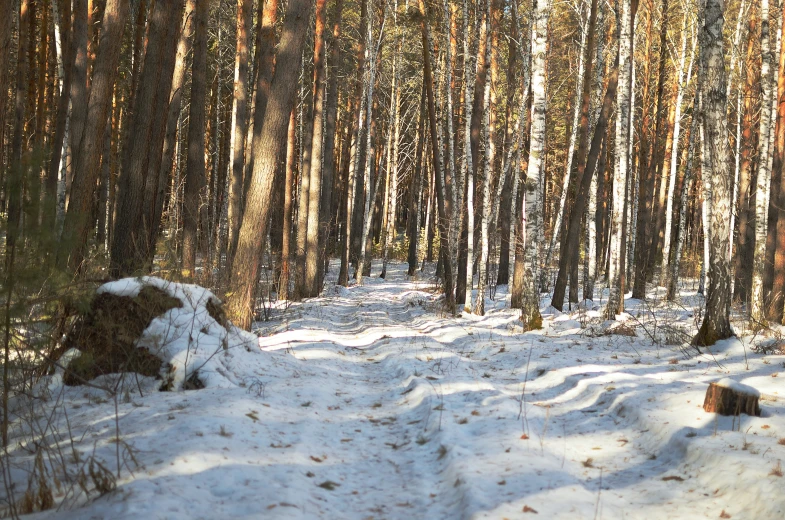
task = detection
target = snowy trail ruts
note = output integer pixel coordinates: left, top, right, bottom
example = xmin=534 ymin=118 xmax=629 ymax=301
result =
xmin=255 ymin=262 xmax=785 ymax=520
xmin=258 ymin=270 xmax=462 ymax=519
xmin=27 ymin=261 xmax=785 ymax=520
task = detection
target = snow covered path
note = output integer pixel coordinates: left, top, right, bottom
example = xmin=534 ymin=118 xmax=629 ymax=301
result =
xmin=15 ymin=262 xmax=785 ymax=519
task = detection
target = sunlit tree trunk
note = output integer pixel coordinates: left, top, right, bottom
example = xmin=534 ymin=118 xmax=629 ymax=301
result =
xmin=461 ymin=0 xmax=480 ymax=312
xmin=381 ymin=35 xmax=401 ymax=280
xmin=227 ymin=0 xmax=314 ymax=328
xmin=551 ymin=0 xmax=598 ymax=311
xmin=693 ymin=0 xmax=733 ymax=346
xmin=227 ymin=0 xmax=253 ymax=278
xmin=279 ymin=109 xmax=297 ymax=300
xmin=667 ymin=91 xmax=699 ymax=301
xmin=661 ymin=21 xmax=696 ymax=287
xmin=407 ymin=87 xmax=426 ymax=277
xmin=732 ymin=15 xmax=759 ymax=304
xmin=418 ymin=0 xmax=454 ymax=309
xmin=520 ymin=0 xmax=549 ymax=330
xmin=474 ymin=2 xmax=493 ymax=316
xmin=546 ymin=2 xmax=588 ymax=278
xmin=606 ymin=0 xmax=636 ymax=319
xmin=751 ymin=0 xmax=775 ymax=324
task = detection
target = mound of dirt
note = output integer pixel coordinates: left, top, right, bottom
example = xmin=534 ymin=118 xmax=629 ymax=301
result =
xmin=63 ymin=285 xmax=183 ymax=385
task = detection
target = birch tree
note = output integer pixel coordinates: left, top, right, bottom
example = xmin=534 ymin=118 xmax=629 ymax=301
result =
xmin=520 ymin=0 xmax=550 ymax=330
xmin=693 ymin=0 xmax=733 ymax=345
xmin=751 ymin=0 xmax=775 ymax=324
xmin=605 ymin=0 xmax=636 ymax=319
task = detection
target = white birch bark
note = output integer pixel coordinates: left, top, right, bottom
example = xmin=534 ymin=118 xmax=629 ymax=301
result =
xmin=751 ymin=0 xmax=776 ymax=322
xmin=583 ymin=7 xmax=606 ymax=300
xmin=463 ymin=0 xmax=478 ymax=313
xmin=661 ymin=23 xmax=696 ymax=286
xmin=475 ymin=3 xmax=493 ymax=317
xmin=605 ymin=0 xmax=634 ymax=319
xmin=381 ymin=42 xmax=401 ymax=279
xmin=356 ymin=4 xmax=385 ymax=284
xmin=521 ymin=0 xmax=549 ymax=329
xmin=667 ymin=91 xmax=700 ymax=300
xmin=625 ymin=39 xmax=637 ymax=288
xmin=727 ymin=0 xmax=748 ymax=261
xmin=695 ymin=0 xmax=733 ymax=344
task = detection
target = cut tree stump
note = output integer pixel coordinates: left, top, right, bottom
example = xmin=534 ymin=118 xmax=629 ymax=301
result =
xmin=703 ymin=378 xmax=761 ymax=417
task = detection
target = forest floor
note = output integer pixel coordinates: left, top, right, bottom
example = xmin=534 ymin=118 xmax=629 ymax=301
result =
xmin=6 ymin=261 xmax=785 ymax=519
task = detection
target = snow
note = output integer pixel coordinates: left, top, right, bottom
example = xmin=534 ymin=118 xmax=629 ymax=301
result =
xmin=98 ymin=276 xmax=261 ymax=390
xmin=4 ymin=262 xmax=785 ymax=519
xmin=713 ymin=377 xmax=761 ymax=397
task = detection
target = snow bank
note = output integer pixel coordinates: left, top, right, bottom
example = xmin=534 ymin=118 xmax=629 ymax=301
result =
xmin=98 ymin=277 xmax=262 ymax=390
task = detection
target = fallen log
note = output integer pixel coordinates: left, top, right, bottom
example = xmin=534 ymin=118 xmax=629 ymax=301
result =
xmin=703 ymin=378 xmax=761 ymax=417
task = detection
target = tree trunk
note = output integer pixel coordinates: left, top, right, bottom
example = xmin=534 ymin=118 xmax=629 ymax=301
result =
xmin=751 ymin=0 xmax=775 ymax=324
xmin=229 ymin=0 xmax=279 ymax=265
xmin=769 ymin=8 xmax=785 ymax=324
xmin=0 ymin=0 xmax=13 ymax=177
xmin=59 ymin=0 xmax=130 ymax=274
xmin=154 ymin=0 xmax=197 ymax=266
xmin=418 ymin=0 xmax=454 ymax=310
xmin=181 ymin=0 xmax=209 ymax=279
xmin=693 ymin=0 xmax=733 ymax=346
xmin=551 ymin=0 xmax=598 ymax=311
xmin=226 ymin=0 xmax=314 ymax=329
xmin=317 ymin=0 xmax=344 ymax=287
xmin=407 ymin=86 xmax=426 ymax=276
xmin=301 ymin=0 xmax=328 ymax=296
xmin=605 ymin=0 xmax=636 ymax=319
xmin=732 ymin=16 xmax=759 ymax=304
xmin=226 ymin=0 xmax=253 ymax=277
xmin=475 ymin=3 xmax=493 ymax=316
xmin=66 ymin=0 xmax=88 ymax=209
xmin=661 ymin=22 xmax=696 ymax=287
xmin=279 ymin=108 xmax=297 ymax=300
xmin=667 ymin=91 xmax=699 ymax=301
xmin=520 ymin=0 xmax=549 ymax=330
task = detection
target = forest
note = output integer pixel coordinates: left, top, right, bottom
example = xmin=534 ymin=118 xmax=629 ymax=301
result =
xmin=1 ymin=0 xmax=784 ymax=518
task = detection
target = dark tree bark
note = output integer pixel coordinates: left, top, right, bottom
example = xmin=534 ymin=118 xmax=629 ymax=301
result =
xmin=227 ymin=0 xmax=254 ymax=275
xmin=226 ymin=0 xmax=314 ymax=329
xmin=418 ymin=0 xmax=454 ymax=310
xmin=316 ymin=0 xmax=344 ymax=288
xmin=59 ymin=0 xmax=131 ymax=274
xmin=109 ymin=0 xmax=183 ymax=278
xmin=551 ymin=0 xmax=599 ymax=311
xmin=66 ymin=0 xmax=88 ymax=209
xmin=181 ymin=0 xmax=209 ymax=279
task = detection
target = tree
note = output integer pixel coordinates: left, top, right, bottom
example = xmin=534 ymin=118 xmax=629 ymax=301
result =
xmin=181 ymin=0 xmax=209 ymax=279
xmin=751 ymin=0 xmax=775 ymax=324
xmin=693 ymin=0 xmax=733 ymax=346
xmin=58 ymin=0 xmax=131 ymax=274
xmin=605 ymin=0 xmax=637 ymax=319
xmin=226 ymin=0 xmax=315 ymax=329
xmin=520 ymin=0 xmax=549 ymax=330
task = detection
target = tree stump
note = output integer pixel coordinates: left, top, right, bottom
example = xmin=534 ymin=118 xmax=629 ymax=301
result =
xmin=703 ymin=378 xmax=761 ymax=417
